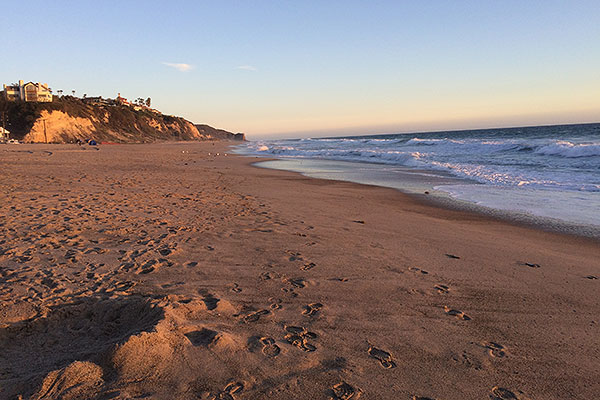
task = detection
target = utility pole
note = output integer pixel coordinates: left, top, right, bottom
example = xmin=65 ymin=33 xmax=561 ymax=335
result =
xmin=43 ymin=119 xmax=48 ymax=143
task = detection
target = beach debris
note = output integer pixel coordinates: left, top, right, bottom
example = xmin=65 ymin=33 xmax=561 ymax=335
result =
xmin=585 ymin=275 xmax=597 ymax=280
xmin=444 ymin=306 xmax=471 ymax=321
xmin=331 ymin=381 xmax=359 ymax=399
xmin=445 ymin=253 xmax=461 ymax=259
xmin=412 ymin=397 xmax=436 ymax=400
xmin=352 ymin=220 xmax=365 ymax=224
xmin=424 ymin=191 xmax=430 ymax=195
xmin=409 ymin=266 xmax=429 ymax=274
xmin=368 ymin=345 xmax=396 ymax=369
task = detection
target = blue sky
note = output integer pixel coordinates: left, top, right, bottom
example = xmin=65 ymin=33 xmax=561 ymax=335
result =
xmin=2 ymin=1 xmax=599 ymax=138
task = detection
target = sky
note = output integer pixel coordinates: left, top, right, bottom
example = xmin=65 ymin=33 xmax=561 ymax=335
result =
xmin=1 ymin=1 xmax=599 ymax=139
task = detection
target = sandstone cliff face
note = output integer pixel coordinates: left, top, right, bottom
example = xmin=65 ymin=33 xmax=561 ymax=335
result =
xmin=25 ymin=110 xmax=96 ymax=143
xmin=23 ymin=109 xmax=205 ymax=143
xmin=2 ymin=97 xmax=215 ymax=143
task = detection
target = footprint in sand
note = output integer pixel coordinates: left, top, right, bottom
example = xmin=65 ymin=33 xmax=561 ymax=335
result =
xmin=483 ymin=342 xmax=506 ymax=358
xmin=519 ymin=262 xmax=541 ymax=268
xmin=284 ymin=325 xmax=318 ymax=352
xmin=185 ymin=328 xmax=219 ymax=347
xmin=114 ymin=280 xmax=136 ymax=292
xmin=489 ymin=386 xmax=527 ymax=400
xmin=286 ymin=250 xmax=304 ymax=262
xmin=301 ymin=262 xmax=316 ymax=271
xmin=329 ymin=277 xmax=349 ymax=282
xmin=444 ymin=306 xmax=471 ymax=321
xmin=285 ymin=277 xmax=306 ymax=288
xmin=269 ymin=297 xmax=283 ymax=310
xmin=368 ymin=345 xmax=396 ymax=369
xmin=259 ymin=337 xmax=281 ymax=357
xmin=212 ymin=381 xmax=244 ymax=400
xmin=408 ymin=267 xmax=429 ymax=275
xmin=259 ymin=271 xmax=274 ymax=281
xmin=302 ymin=302 xmax=323 ymax=317
xmin=243 ymin=309 xmax=270 ymax=323
xmin=198 ymin=289 xmax=220 ymax=310
xmin=330 ymin=381 xmax=359 ymax=399
xmin=434 ymin=284 xmax=449 ymax=294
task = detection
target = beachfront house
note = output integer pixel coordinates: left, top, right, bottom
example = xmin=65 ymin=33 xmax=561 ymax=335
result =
xmin=2 ymin=80 xmax=53 ymax=102
xmin=82 ymin=96 xmax=110 ymax=106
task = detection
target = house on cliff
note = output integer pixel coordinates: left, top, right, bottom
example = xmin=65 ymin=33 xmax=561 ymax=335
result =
xmin=2 ymin=80 xmax=53 ymax=102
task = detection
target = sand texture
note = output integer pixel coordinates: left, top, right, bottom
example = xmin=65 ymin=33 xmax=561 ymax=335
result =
xmin=0 ymin=142 xmax=599 ymax=399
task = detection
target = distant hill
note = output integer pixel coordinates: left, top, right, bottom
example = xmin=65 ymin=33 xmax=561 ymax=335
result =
xmin=0 ymin=96 xmax=236 ymax=143
xmin=195 ymin=124 xmax=246 ymax=141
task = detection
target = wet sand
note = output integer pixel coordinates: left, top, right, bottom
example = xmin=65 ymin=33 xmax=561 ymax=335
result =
xmin=0 ymin=142 xmax=598 ymax=399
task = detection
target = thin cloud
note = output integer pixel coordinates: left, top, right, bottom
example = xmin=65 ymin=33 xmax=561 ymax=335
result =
xmin=163 ymin=62 xmax=194 ymax=72
xmin=236 ymin=65 xmax=258 ymax=71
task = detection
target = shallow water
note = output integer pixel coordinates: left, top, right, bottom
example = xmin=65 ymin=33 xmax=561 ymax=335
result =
xmin=238 ymin=123 xmax=600 ymax=229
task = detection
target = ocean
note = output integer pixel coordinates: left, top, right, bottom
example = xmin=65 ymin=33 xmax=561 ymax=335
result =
xmin=239 ymin=123 xmax=600 ymax=231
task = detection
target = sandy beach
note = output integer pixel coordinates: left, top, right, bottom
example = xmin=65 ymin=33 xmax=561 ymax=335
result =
xmin=1 ymin=142 xmax=598 ymax=400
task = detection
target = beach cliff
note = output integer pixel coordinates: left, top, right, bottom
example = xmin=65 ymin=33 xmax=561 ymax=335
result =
xmin=195 ymin=124 xmax=246 ymax=141
xmin=0 ymin=96 xmax=238 ymax=143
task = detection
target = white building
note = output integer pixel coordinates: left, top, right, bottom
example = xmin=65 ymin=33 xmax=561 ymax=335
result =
xmin=0 ymin=127 xmax=10 ymax=140
xmin=3 ymin=80 xmax=53 ymax=102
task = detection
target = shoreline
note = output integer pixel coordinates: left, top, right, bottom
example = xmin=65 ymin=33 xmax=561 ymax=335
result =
xmin=1 ymin=142 xmax=599 ymax=399
xmin=247 ymin=156 xmax=600 ymax=242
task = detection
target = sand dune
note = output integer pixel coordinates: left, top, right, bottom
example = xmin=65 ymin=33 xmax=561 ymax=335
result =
xmin=0 ymin=142 xmax=598 ymax=399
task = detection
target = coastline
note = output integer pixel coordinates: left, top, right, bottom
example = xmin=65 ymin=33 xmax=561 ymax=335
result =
xmin=1 ymin=142 xmax=599 ymax=399
xmin=249 ymin=156 xmax=600 ymax=241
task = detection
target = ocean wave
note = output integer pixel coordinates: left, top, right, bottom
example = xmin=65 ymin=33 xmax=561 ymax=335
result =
xmin=534 ymin=141 xmax=600 ymax=158
xmin=243 ymin=132 xmax=600 ymax=192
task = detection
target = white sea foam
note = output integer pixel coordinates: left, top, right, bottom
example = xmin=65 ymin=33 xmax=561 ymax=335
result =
xmin=534 ymin=141 xmax=600 ymax=158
